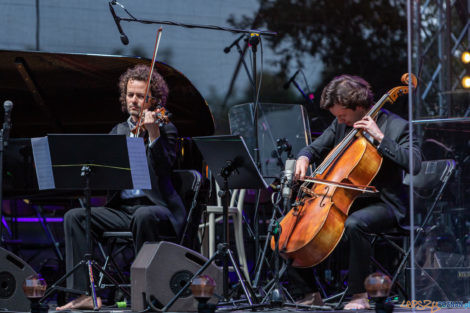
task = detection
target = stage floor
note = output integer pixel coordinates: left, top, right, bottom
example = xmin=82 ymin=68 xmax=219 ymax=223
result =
xmin=3 ymin=303 xmax=457 ymax=313
xmin=40 ymin=308 xmax=465 ymax=313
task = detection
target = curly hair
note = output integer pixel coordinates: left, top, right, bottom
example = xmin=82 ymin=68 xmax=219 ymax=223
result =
xmin=118 ymin=64 xmax=169 ymax=112
xmin=319 ymin=75 xmax=374 ymax=110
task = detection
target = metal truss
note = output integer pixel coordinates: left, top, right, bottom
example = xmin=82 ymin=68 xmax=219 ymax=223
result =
xmin=412 ymin=0 xmax=469 ymax=119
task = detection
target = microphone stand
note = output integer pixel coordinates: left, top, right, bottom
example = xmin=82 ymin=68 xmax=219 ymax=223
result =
xmin=291 ymin=79 xmax=315 ymax=108
xmin=225 ymin=32 xmax=275 ymax=294
xmin=224 ymin=35 xmax=254 ymax=88
xmin=286 ymin=74 xmax=320 ymax=115
xmin=248 ymin=33 xmax=265 ymax=280
xmin=0 ymin=104 xmax=12 ymax=247
xmin=284 ymin=70 xmax=320 ymax=116
xmin=0 ymin=127 xmax=5 ymax=246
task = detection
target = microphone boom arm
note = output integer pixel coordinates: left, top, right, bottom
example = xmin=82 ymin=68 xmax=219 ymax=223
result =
xmin=108 ymin=0 xmax=276 ymax=37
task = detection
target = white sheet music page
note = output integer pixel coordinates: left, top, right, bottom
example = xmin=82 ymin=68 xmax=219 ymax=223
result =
xmin=31 ymin=136 xmax=55 ymax=190
xmin=126 ymin=137 xmax=151 ymax=190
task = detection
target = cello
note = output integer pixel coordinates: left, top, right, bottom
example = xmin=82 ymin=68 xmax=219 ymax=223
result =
xmin=272 ymin=73 xmax=417 ymax=267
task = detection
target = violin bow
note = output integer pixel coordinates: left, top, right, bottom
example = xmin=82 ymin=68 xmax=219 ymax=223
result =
xmin=133 ymin=27 xmax=163 ymax=137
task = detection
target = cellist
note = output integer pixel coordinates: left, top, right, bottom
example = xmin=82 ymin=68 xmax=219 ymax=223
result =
xmin=295 ymin=75 xmax=422 ymax=309
xmin=58 ymin=64 xmax=185 ymax=310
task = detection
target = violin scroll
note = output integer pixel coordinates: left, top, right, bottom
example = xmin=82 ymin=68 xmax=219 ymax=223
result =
xmin=153 ymin=106 xmax=171 ymax=126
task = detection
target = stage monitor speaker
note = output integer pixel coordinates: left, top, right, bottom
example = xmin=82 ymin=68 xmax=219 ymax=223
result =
xmin=229 ymin=103 xmax=311 ymax=182
xmin=0 ymin=247 xmax=37 ymax=311
xmin=131 ymin=241 xmax=222 ymax=312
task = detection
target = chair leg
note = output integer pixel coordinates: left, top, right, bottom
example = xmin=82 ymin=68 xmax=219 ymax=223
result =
xmin=232 ymin=211 xmax=250 ymax=281
xmin=97 ymin=241 xmax=110 ymax=288
xmin=98 ymin=236 xmax=134 ymax=289
xmin=370 ymin=255 xmax=408 ymax=300
xmin=323 ymin=286 xmax=349 ymax=309
xmin=208 ymin=212 xmax=215 ymax=258
xmin=198 ymin=225 xmax=209 ymax=257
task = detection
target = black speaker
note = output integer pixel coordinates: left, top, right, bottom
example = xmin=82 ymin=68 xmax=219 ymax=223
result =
xmin=131 ymin=241 xmax=222 ymax=312
xmin=0 ymin=247 xmax=38 ymax=311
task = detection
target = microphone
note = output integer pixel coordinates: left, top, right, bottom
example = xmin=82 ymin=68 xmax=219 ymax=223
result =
xmin=109 ymin=1 xmax=129 ymax=45
xmin=224 ymin=34 xmax=245 ymax=53
xmin=283 ymin=69 xmax=301 ymax=89
xmin=3 ymin=100 xmax=13 ymax=145
xmin=281 ymin=159 xmax=296 ymax=210
xmin=249 ymin=33 xmax=260 ymax=52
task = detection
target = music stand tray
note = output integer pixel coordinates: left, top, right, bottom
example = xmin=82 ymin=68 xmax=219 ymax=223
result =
xmin=32 ymin=134 xmax=150 ymax=191
xmin=193 ymin=135 xmax=268 ymax=190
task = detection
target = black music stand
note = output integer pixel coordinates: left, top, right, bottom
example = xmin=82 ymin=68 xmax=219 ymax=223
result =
xmin=34 ymin=134 xmax=151 ymax=309
xmin=161 ymin=135 xmax=267 ymax=312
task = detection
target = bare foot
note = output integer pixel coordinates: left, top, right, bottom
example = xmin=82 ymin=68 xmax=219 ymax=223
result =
xmin=296 ymin=292 xmax=324 ymax=306
xmin=344 ymin=292 xmax=370 ymax=310
xmin=56 ymin=295 xmax=102 ymax=311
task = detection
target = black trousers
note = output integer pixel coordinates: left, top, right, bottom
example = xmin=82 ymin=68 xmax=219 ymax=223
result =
xmin=64 ymin=203 xmax=175 ymax=291
xmin=343 ymin=198 xmax=397 ymax=294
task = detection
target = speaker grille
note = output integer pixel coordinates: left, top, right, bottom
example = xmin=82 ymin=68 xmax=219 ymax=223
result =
xmin=0 ymin=271 xmax=15 ymax=299
xmin=170 ymin=270 xmax=193 ymax=297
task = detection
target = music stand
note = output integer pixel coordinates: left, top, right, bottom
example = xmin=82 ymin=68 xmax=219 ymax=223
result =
xmin=161 ymin=135 xmax=267 ymax=312
xmin=34 ymin=134 xmax=151 ymax=309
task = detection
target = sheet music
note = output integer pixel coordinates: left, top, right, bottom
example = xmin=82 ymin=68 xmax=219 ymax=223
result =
xmin=126 ymin=137 xmax=151 ymax=189
xmin=31 ymin=137 xmax=55 ymax=190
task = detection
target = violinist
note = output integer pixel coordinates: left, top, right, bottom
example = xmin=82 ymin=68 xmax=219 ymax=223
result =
xmin=57 ymin=64 xmax=185 ymax=310
xmin=295 ymin=75 xmax=422 ymax=310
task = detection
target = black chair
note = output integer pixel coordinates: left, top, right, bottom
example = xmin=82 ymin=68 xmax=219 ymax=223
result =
xmin=370 ymin=159 xmax=456 ymax=299
xmin=97 ymin=169 xmax=203 ymax=290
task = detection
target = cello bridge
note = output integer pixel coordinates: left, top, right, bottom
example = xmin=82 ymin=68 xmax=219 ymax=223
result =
xmin=300 ymin=186 xmax=320 ymax=199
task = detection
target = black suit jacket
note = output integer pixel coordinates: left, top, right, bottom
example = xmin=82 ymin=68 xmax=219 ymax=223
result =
xmin=298 ymin=109 xmax=422 ymax=225
xmin=107 ymin=121 xmax=186 ymax=236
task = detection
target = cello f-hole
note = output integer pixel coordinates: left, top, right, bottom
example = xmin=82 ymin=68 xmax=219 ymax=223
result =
xmin=320 ymin=186 xmax=329 ymax=207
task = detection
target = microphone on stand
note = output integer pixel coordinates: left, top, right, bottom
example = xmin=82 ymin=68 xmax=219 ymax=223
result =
xmin=224 ymin=34 xmax=245 ymax=53
xmin=109 ymin=1 xmax=129 ymax=45
xmin=281 ymin=159 xmax=296 ymax=211
xmin=283 ymin=69 xmax=301 ymax=89
xmin=249 ymin=33 xmax=260 ymax=52
xmin=3 ymin=100 xmax=13 ymax=146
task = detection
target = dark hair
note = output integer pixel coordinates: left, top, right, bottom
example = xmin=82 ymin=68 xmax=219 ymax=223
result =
xmin=319 ymin=75 xmax=374 ymax=110
xmin=118 ymin=64 xmax=169 ymax=112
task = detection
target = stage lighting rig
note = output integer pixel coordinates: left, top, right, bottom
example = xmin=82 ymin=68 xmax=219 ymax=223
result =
xmin=461 ymin=51 xmax=470 ymax=89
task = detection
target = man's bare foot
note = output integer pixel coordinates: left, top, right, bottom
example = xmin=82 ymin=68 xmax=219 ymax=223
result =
xmin=344 ymin=292 xmax=370 ymax=310
xmin=295 ymin=292 xmax=324 ymax=306
xmin=56 ymin=295 xmax=102 ymax=311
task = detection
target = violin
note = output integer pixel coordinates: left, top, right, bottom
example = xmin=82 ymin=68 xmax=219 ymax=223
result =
xmin=131 ymin=27 xmax=171 ymax=137
xmin=271 ymin=73 xmax=418 ymax=267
